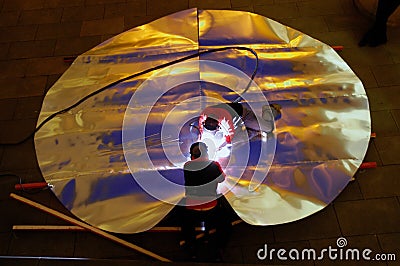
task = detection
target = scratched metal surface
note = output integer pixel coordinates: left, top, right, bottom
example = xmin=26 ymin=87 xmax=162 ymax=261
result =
xmin=34 ymin=9 xmax=371 ymax=233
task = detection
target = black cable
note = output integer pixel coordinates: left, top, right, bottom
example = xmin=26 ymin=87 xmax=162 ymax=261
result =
xmin=0 ymin=46 xmax=259 ymax=146
xmin=232 ymin=48 xmax=259 ymax=103
xmin=0 ymin=173 xmax=21 ymax=179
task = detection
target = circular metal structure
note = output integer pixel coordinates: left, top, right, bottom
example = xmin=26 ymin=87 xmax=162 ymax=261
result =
xmin=35 ymin=9 xmax=371 ymax=233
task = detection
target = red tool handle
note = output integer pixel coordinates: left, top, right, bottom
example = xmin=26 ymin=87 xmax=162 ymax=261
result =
xmin=359 ymin=162 xmax=377 ymax=169
xmin=15 ymin=182 xmax=49 ymax=190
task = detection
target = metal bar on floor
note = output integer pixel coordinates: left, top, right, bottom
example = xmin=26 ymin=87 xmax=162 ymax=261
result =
xmin=9 ymin=193 xmax=171 ymax=262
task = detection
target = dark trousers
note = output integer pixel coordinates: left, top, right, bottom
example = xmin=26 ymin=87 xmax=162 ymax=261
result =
xmin=375 ymin=0 xmax=400 ymax=30
xmin=359 ymin=0 xmax=400 ymax=46
xmin=181 ymin=200 xmax=232 ymax=250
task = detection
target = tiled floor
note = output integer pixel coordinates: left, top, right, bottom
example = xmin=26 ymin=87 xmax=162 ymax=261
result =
xmin=0 ymin=0 xmax=399 ymax=265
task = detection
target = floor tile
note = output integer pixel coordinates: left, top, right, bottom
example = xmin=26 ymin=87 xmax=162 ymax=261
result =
xmin=334 ymin=197 xmax=400 ymax=235
xmin=14 ymin=96 xmax=43 ymax=120
xmin=324 ymin=14 xmax=370 ymax=32
xmin=0 ymin=59 xmax=30 ymax=79
xmin=146 ymin=0 xmax=189 ymax=17
xmin=217 ymin=246 xmax=244 ymax=264
xmin=230 ymin=0 xmax=248 ymax=7
xmin=0 ymin=11 xmax=20 ymax=27
xmin=54 ymin=36 xmax=102 ymax=56
xmin=0 ymin=259 xmax=39 ymax=266
xmin=0 ymin=197 xmax=47 ymax=233
xmin=8 ymin=40 xmax=56 ymax=59
xmin=0 ymin=232 xmax=11 ymax=255
xmin=335 ymin=179 xmax=363 ymax=202
xmin=340 ymin=0 xmax=362 ymax=16
xmin=189 ymin=0 xmax=231 ymax=9
xmin=230 ymin=5 xmax=254 ymax=13
xmin=80 ymin=17 xmax=124 ymax=36
xmin=362 ymin=141 xmax=383 ymax=166
xmin=141 ymin=231 xmax=184 ymax=259
xmin=61 ymin=5 xmax=105 ymax=22
xmin=228 ymin=222 xmax=275 ymax=248
xmin=25 ymin=57 xmax=70 ymax=76
xmin=254 ymin=3 xmax=300 ymax=20
xmin=36 ymin=22 xmax=82 ymax=40
xmin=0 ymin=77 xmax=47 ymax=100
xmin=298 ymin=0 xmax=345 ymax=17
xmin=366 ymin=86 xmax=400 ymax=111
xmin=392 ymin=109 xmax=400 ymax=129
xmin=104 ymin=1 xmax=146 ymax=18
xmin=377 ymin=233 xmax=400 ymax=265
xmin=340 ymin=46 xmax=393 ymax=68
xmin=85 ymin=0 xmax=125 ymax=5
xmin=372 ymin=64 xmax=400 ymax=87
xmin=0 ymin=134 xmax=38 ymax=170
xmin=0 ymin=43 xmax=10 ymax=60
xmin=18 ymin=8 xmax=63 ymax=25
xmin=370 ymin=110 xmax=400 ymax=137
xmin=312 ymin=30 xmax=359 ymax=48
xmin=350 ymin=65 xmax=378 ymax=89
xmin=124 ymin=15 xmax=158 ymax=30
xmin=74 ymin=232 xmax=147 ymax=260
xmin=280 ymin=16 xmax=329 ymax=34
xmin=44 ymin=0 xmax=85 ymax=8
xmin=0 ymin=171 xmax=21 ymax=201
xmin=0 ymin=146 xmax=4 ymax=164
xmin=253 ymin=0 xmax=274 ymax=5
xmin=273 ymin=205 xmax=341 ymax=242
xmin=8 ymin=231 xmax=75 ymax=257
xmin=387 ymin=26 xmax=400 ymax=46
xmin=0 ymin=98 xmax=17 ymax=121
xmin=385 ymin=42 xmax=400 ymax=64
xmin=2 ymin=0 xmax=45 ymax=11
xmin=0 ymin=25 xmax=38 ymax=42
xmin=374 ymin=135 xmax=400 ymax=165
xmin=357 ymin=165 xmax=400 ymax=199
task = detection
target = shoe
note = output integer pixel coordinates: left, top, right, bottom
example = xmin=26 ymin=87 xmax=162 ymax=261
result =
xmin=368 ymin=35 xmax=387 ymax=47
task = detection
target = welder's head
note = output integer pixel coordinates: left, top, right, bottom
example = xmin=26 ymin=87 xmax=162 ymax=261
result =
xmin=203 ymin=116 xmax=219 ymax=131
xmin=190 ymin=142 xmax=208 ymax=159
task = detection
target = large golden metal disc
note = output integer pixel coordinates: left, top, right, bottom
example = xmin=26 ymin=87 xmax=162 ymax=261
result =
xmin=35 ymin=9 xmax=370 ymax=233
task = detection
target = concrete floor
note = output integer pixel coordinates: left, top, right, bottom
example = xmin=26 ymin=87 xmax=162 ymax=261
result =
xmin=0 ymin=0 xmax=400 ymax=265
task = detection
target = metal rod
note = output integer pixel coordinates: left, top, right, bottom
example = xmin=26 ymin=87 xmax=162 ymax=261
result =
xmin=9 ymin=193 xmax=171 ymax=262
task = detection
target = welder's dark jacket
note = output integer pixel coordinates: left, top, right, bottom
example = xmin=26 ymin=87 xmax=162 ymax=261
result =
xmin=183 ymin=157 xmax=225 ymax=210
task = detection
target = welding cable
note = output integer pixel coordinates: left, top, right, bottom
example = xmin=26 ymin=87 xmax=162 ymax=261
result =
xmin=0 ymin=46 xmax=258 ymax=146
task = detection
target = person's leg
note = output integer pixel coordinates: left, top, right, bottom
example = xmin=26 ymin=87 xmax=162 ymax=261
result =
xmin=376 ymin=0 xmax=400 ymax=24
xmin=359 ymin=0 xmax=400 ymax=46
xmin=181 ymin=209 xmax=196 ymax=257
xmin=211 ymin=205 xmax=232 ymax=262
xmin=211 ymin=200 xmax=233 ymax=248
